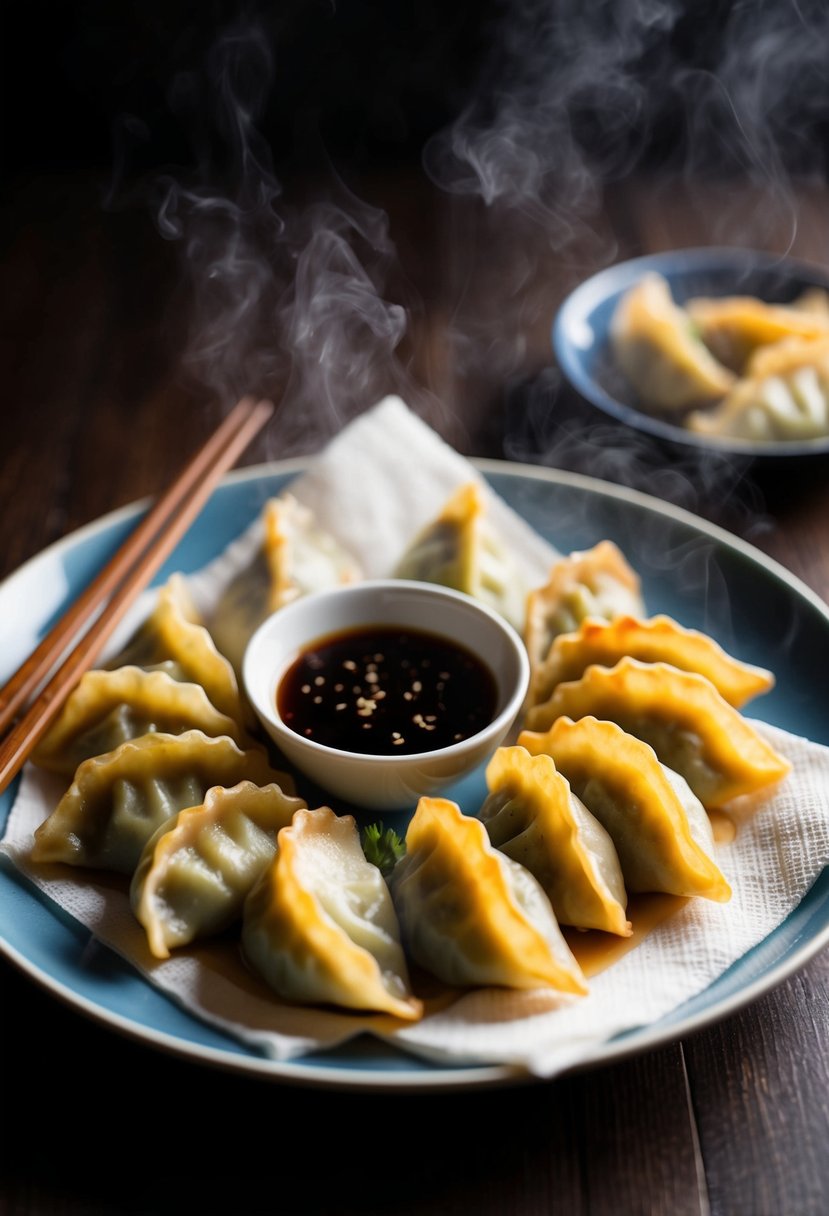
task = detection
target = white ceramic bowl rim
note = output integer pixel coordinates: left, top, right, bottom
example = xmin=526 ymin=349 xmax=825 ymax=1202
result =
xmin=243 ymin=579 xmax=530 ymax=767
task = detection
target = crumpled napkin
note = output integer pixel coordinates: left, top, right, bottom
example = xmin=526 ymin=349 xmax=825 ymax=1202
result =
xmin=3 ymin=396 xmax=829 ymax=1078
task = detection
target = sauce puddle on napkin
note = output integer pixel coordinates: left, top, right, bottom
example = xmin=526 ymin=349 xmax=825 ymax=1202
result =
xmin=565 ymin=893 xmax=689 ymax=979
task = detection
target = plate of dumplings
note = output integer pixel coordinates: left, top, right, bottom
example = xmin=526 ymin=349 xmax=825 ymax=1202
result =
xmin=554 ymin=246 xmax=829 ymax=460
xmin=1 ymin=455 xmax=829 ymax=1090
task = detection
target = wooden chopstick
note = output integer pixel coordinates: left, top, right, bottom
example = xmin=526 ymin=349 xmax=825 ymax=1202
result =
xmin=0 ymin=394 xmax=273 ymax=796
xmin=0 ymin=394 xmax=267 ymax=737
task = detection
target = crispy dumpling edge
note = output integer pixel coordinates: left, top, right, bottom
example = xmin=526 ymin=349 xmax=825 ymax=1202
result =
xmin=518 ymin=716 xmax=733 ymax=903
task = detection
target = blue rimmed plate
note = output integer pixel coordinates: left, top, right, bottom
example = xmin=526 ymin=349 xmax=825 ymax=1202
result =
xmin=553 ymin=246 xmax=829 ymax=462
xmin=1 ymin=458 xmax=828 ymax=1091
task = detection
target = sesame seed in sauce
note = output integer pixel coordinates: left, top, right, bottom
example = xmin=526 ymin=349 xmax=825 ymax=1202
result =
xmin=277 ymin=625 xmax=496 ymax=755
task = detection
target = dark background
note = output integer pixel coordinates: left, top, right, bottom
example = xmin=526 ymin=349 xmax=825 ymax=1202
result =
xmin=7 ymin=0 xmax=829 ymax=184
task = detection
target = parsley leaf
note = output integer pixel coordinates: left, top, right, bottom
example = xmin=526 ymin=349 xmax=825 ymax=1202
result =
xmin=361 ymin=821 xmax=406 ymax=877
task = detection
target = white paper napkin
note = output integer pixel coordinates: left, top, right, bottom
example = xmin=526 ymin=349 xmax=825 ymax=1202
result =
xmin=3 ymin=397 xmax=828 ymax=1078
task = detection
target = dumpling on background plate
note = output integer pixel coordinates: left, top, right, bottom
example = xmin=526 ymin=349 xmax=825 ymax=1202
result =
xmin=242 ymin=807 xmax=422 ymax=1021
xmin=523 ymin=658 xmax=791 ymax=809
xmin=687 ymin=335 xmax=829 ymax=442
xmin=389 ymin=795 xmax=588 ymax=995
xmin=685 ymin=293 xmax=829 ymax=374
xmin=393 ymin=481 xmax=527 ymax=631
xmin=479 ymin=746 xmax=631 ymax=936
xmin=791 ymin=287 xmax=829 ymax=318
xmin=131 ymin=780 xmax=307 ymax=959
xmin=610 ymin=272 xmax=735 ymax=412
xmin=519 ymin=716 xmax=732 ymax=902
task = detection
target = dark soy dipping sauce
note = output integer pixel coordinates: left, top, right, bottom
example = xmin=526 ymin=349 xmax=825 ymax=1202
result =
xmin=277 ymin=625 xmax=498 ymax=755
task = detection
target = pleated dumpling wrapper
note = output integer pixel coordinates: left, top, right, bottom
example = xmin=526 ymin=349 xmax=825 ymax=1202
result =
xmin=610 ymin=272 xmax=735 ymax=412
xmin=519 ymin=716 xmax=732 ymax=902
xmin=31 ymin=665 xmax=247 ymax=777
xmin=389 ymin=796 xmax=587 ymax=995
xmin=529 ymin=613 xmax=774 ymax=710
xmin=108 ymin=573 xmax=246 ymax=727
xmin=524 ymin=541 xmax=645 ymax=689
xmin=685 ymin=294 xmax=829 ymax=374
xmin=242 ymin=807 xmax=422 ymax=1022
xmin=131 ymin=781 xmax=307 ymax=959
xmin=31 ymin=730 xmax=295 ymax=875
xmin=687 ymin=335 xmax=829 ymax=442
xmin=210 ymin=493 xmax=362 ymax=676
xmin=393 ymin=481 xmax=527 ymax=631
xmin=479 ymin=746 xmax=631 ymax=937
xmin=523 ymin=658 xmax=790 ymax=809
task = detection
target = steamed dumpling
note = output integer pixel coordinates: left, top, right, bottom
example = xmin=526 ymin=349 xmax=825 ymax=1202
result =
xmin=31 ymin=730 xmax=295 ymax=875
xmin=687 ymin=336 xmax=829 ymax=441
xmin=389 ymin=796 xmax=587 ymax=994
xmin=519 ymin=716 xmax=732 ymax=902
xmin=480 ymin=746 xmax=631 ymax=936
xmin=210 ymin=493 xmax=362 ymax=675
xmin=393 ymin=482 xmax=527 ymax=630
xmin=685 ymin=294 xmax=829 ymax=374
xmin=242 ymin=807 xmax=422 ymax=1021
xmin=529 ymin=613 xmax=774 ymax=710
xmin=107 ymin=573 xmax=246 ymax=727
xmin=131 ymin=781 xmax=307 ymax=959
xmin=31 ymin=665 xmax=247 ymax=776
xmin=610 ymin=273 xmax=735 ymax=412
xmin=524 ymin=541 xmax=645 ymax=693
xmin=523 ymin=657 xmax=791 ymax=808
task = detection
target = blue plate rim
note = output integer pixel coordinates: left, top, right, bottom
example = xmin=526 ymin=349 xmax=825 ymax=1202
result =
xmin=1 ymin=455 xmax=827 ymax=1092
xmin=553 ymin=245 xmax=829 ymax=458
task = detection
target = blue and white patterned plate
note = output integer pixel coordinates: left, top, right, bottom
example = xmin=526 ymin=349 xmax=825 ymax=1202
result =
xmin=2 ymin=458 xmax=828 ymax=1091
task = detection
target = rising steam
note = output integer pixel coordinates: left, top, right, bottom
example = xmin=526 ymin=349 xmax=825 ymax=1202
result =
xmin=421 ymin=0 xmax=827 ymax=519
xmin=112 ymin=3 xmax=826 ymax=518
xmin=150 ymin=23 xmax=412 ymax=454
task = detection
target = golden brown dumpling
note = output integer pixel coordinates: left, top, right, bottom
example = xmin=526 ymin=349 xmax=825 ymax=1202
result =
xmin=523 ymin=657 xmax=791 ymax=809
xmin=242 ymin=807 xmax=422 ymax=1021
xmin=108 ymin=573 xmax=246 ymax=727
xmin=390 ymin=795 xmax=587 ymax=994
xmin=518 ymin=716 xmax=732 ymax=902
xmin=610 ymin=273 xmax=735 ymax=412
xmin=686 ymin=294 xmax=829 ymax=374
xmin=524 ymin=541 xmax=644 ymax=701
xmin=530 ymin=613 xmax=774 ymax=709
xmin=480 ymin=746 xmax=631 ymax=936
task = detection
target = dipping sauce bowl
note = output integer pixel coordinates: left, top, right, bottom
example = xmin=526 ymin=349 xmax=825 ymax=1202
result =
xmin=243 ymin=579 xmax=530 ymax=810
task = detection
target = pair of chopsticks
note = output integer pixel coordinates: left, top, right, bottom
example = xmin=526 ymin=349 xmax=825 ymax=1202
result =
xmin=0 ymin=394 xmax=273 ymax=796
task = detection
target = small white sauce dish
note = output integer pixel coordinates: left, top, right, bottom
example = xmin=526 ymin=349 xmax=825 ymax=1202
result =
xmin=243 ymin=579 xmax=530 ymax=811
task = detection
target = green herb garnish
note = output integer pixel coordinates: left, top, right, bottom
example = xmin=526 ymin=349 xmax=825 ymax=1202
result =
xmin=361 ymin=821 xmax=406 ymax=877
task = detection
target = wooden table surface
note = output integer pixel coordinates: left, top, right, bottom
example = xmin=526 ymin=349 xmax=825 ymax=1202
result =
xmin=1 ymin=166 xmax=828 ymax=1216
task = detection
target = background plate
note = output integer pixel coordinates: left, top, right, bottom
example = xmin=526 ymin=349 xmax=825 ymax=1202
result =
xmin=2 ymin=457 xmax=828 ymax=1092
xmin=553 ymin=246 xmax=829 ymax=461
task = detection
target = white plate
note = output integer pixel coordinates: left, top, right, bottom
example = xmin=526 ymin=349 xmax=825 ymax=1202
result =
xmin=2 ymin=458 xmax=828 ymax=1091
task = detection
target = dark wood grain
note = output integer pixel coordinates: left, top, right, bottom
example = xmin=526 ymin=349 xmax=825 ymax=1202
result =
xmin=1 ymin=167 xmax=828 ymax=1216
